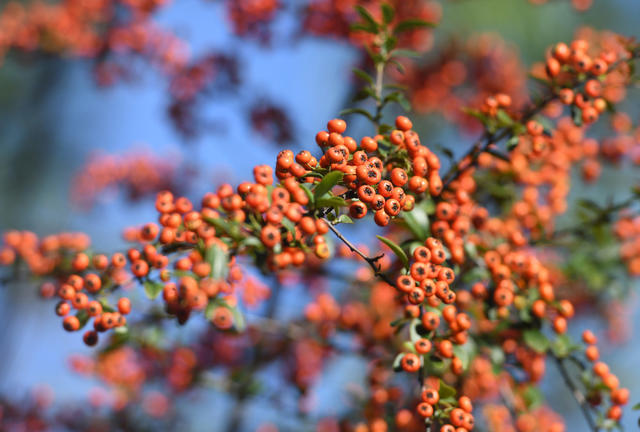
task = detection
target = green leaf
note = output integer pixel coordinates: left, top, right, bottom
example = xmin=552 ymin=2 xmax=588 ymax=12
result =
xmin=551 ymin=334 xmax=576 ymax=358
xmin=231 ymin=305 xmax=246 ymax=332
xmin=339 ymin=107 xmax=374 ymax=121
xmin=438 ymin=380 xmax=456 ymax=399
xmin=452 ymin=340 xmax=475 ymax=370
xmin=336 ymin=214 xmax=354 ymax=224
xmin=392 ymin=49 xmax=421 ymax=58
xmin=384 ymin=91 xmax=411 ymax=111
xmin=203 ymin=216 xmax=241 ymax=241
xmin=522 ymin=385 xmax=544 ymax=409
xmin=577 ymin=199 xmax=602 ymax=213
xmin=98 ymin=299 xmax=116 ymax=313
xmin=381 ymin=3 xmax=395 ymax=24
xmin=300 ymin=184 xmax=315 ymax=205
xmin=353 ymin=87 xmax=377 ymax=102
xmin=462 ymin=107 xmax=488 ymax=123
xmin=352 ymin=68 xmax=374 ymax=85
xmin=392 ymin=352 xmax=405 ymax=372
xmin=205 ymin=245 xmax=229 ymax=280
xmin=282 ymin=217 xmax=296 ymax=235
xmin=632 ymin=402 xmax=640 ymax=410
xmin=401 ymin=207 xmax=429 ymax=240
xmin=314 ymin=171 xmax=344 ymax=200
xmin=143 ymin=280 xmax=164 ymax=300
xmin=403 ymin=340 xmax=416 ymax=353
xmin=409 ymin=318 xmax=422 ymax=343
xmin=496 ymin=109 xmax=514 ymax=127
xmin=350 ymin=22 xmax=378 ymax=34
xmin=389 ymin=59 xmax=406 ymax=74
xmin=390 ymin=317 xmax=406 ymax=327
xmin=394 ymin=18 xmax=436 ymax=33
xmin=316 ymin=196 xmax=348 ymax=209
xmin=76 ymin=310 xmax=90 ymax=329
xmin=204 ymin=301 xmax=215 ymax=320
xmin=376 ymin=235 xmax=409 ymax=269
xmin=383 ymin=35 xmax=397 ymax=53
xmin=489 ymin=347 xmax=505 ymax=368
xmin=571 ymin=106 xmax=583 ymax=127
xmin=506 ymin=135 xmax=520 ymax=151
xmin=523 ymin=329 xmax=549 ymax=354
xmin=101 ymin=327 xmax=130 ymax=353
xmin=354 ymin=5 xmax=379 ymax=31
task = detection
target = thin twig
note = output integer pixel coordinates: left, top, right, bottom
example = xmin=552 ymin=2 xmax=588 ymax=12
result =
xmin=553 ymin=355 xmax=599 ymax=432
xmin=322 ymin=218 xmax=395 ymax=286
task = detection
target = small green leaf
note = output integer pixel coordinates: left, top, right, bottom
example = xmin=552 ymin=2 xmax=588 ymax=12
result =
xmin=452 ymin=340 xmax=475 ymax=370
xmin=336 ymin=214 xmax=354 ymax=224
xmin=203 ymin=216 xmax=241 ymax=241
xmin=354 ymin=5 xmax=379 ymax=31
xmin=389 ymin=59 xmax=406 ymax=74
xmin=339 ymin=107 xmax=374 ymax=121
xmin=381 ymin=3 xmax=395 ymax=24
xmin=522 ymin=385 xmax=544 ymax=409
xmin=206 ymin=245 xmax=229 ymax=280
xmin=383 ymin=35 xmax=397 ymax=52
xmin=114 ymin=326 xmax=128 ymax=335
xmin=507 ymin=135 xmax=520 ymax=151
xmin=144 ymin=280 xmax=164 ymax=299
xmin=376 ymin=235 xmax=409 ymax=269
xmin=392 ymin=353 xmax=405 ymax=372
xmin=394 ymin=18 xmax=436 ymax=33
xmin=384 ymin=91 xmax=411 ymax=111
xmin=300 ymin=184 xmax=314 ymax=205
xmin=231 ymin=305 xmax=246 ymax=332
xmin=496 ymin=109 xmax=513 ymax=127
xmin=490 ymin=346 xmax=505 ymax=367
xmin=314 ymin=171 xmax=344 ymax=199
xmin=409 ymin=318 xmax=422 ymax=343
xmin=523 ymin=329 xmax=549 ymax=354
xmin=438 ymin=380 xmax=456 ymax=399
xmin=282 ymin=218 xmax=296 ymax=235
xmin=76 ymin=310 xmax=90 ymax=329
xmin=350 ymin=22 xmax=378 ymax=34
xmin=401 ymin=207 xmax=429 ymax=241
xmin=571 ymin=106 xmax=583 ymax=127
xmin=550 ymin=334 xmax=576 ymax=358
xmin=632 ymin=402 xmax=640 ymax=410
xmin=392 ymin=49 xmax=421 ymax=58
xmin=316 ymin=196 xmax=348 ymax=209
xmin=353 ymin=87 xmax=377 ymax=102
xmin=352 ymin=67 xmax=374 ymax=85
xmin=390 ymin=317 xmax=406 ymax=327
xmin=462 ymin=107 xmax=488 ymax=123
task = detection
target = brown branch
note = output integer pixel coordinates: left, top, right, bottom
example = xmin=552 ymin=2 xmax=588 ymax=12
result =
xmin=553 ymin=355 xmax=599 ymax=432
xmin=322 ymin=218 xmax=395 ymax=286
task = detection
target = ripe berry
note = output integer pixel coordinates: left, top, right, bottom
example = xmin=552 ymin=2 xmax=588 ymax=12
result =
xmin=395 ymin=115 xmax=413 ymax=131
xmin=401 ymin=353 xmax=420 ymax=373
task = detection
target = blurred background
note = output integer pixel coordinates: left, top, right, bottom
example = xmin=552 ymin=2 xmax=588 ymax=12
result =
xmin=0 ymin=0 xmax=639 ymax=430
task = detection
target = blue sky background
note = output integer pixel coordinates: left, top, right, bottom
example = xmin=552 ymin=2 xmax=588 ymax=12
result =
xmin=1 ymin=0 xmax=639 ymax=430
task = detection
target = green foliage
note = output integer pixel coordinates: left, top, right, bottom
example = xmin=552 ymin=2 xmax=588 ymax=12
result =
xmin=376 ymin=235 xmax=409 ymax=269
xmin=144 ymin=280 xmax=164 ymax=299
